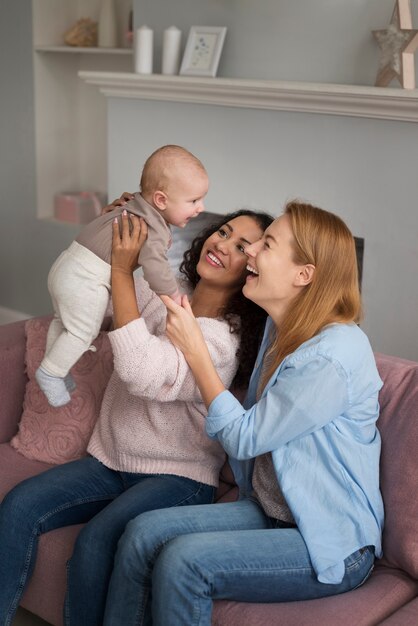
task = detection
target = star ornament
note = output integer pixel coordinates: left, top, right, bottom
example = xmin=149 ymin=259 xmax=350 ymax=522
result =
xmin=373 ymin=0 xmax=418 ymax=89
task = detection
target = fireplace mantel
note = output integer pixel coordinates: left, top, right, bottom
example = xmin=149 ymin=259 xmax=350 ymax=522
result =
xmin=79 ymin=71 xmax=418 ymax=123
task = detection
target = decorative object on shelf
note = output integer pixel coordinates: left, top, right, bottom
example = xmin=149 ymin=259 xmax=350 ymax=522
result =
xmin=126 ymin=8 xmax=134 ymax=47
xmin=54 ymin=192 xmax=107 ymax=224
xmin=372 ymin=0 xmax=418 ymax=89
xmin=180 ymin=26 xmax=227 ymax=77
xmin=134 ymin=25 xmax=154 ymax=74
xmin=64 ymin=18 xmax=98 ymax=47
xmin=98 ymin=0 xmax=118 ymax=48
xmin=162 ymin=26 xmax=182 ymax=75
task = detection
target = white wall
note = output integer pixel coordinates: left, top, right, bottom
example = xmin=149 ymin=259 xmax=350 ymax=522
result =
xmin=105 ymin=0 xmax=418 ymax=360
xmin=134 ymin=0 xmax=418 ymax=85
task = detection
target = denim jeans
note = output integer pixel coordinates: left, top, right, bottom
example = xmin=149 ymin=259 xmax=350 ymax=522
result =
xmin=104 ymin=499 xmax=375 ymax=626
xmin=0 ymin=456 xmax=214 ymax=626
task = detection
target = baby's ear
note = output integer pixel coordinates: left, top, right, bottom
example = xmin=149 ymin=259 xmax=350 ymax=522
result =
xmin=153 ymin=190 xmax=167 ymax=210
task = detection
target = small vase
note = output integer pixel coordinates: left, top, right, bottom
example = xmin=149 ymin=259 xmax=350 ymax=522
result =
xmin=98 ymin=0 xmax=118 ymax=48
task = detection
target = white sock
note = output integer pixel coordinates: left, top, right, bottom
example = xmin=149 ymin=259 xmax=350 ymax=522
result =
xmin=64 ymin=372 xmax=77 ymax=393
xmin=35 ymin=367 xmax=71 ymax=407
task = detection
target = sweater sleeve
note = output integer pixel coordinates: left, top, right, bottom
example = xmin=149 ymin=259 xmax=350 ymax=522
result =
xmin=109 ymin=316 xmax=239 ymax=402
xmin=132 ymin=274 xmax=164 ymax=332
xmin=109 ymin=274 xmax=164 ymax=335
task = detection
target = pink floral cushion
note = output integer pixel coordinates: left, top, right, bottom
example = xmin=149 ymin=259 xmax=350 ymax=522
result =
xmin=10 ymin=317 xmax=113 ymax=464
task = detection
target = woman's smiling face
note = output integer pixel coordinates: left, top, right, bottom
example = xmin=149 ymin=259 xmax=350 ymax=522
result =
xmin=196 ymin=215 xmax=265 ymax=292
xmin=243 ymin=214 xmax=311 ymax=318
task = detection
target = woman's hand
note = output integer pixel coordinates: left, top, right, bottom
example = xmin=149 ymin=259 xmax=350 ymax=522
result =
xmin=111 ymin=210 xmax=148 ymax=275
xmin=111 ymin=211 xmax=147 ymax=329
xmin=101 ymin=192 xmax=134 ymax=216
xmin=161 ymin=295 xmax=205 ymax=359
xmin=161 ymin=295 xmax=226 ymax=407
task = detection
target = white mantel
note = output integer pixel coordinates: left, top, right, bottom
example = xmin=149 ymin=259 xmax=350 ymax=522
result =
xmin=79 ymin=71 xmax=418 ymax=122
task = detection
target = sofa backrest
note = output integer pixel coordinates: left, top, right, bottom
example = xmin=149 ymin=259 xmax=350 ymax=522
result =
xmin=215 ymin=460 xmax=239 ymax=503
xmin=375 ymin=353 xmax=418 ymax=579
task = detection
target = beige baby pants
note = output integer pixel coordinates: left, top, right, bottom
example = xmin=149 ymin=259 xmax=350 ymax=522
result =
xmin=41 ymin=241 xmax=111 ymax=377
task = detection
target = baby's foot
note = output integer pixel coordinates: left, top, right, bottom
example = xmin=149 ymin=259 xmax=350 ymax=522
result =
xmin=35 ymin=367 xmax=71 ymax=407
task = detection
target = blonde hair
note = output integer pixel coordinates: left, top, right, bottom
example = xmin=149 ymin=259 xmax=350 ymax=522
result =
xmin=260 ymin=200 xmax=362 ymax=390
xmin=140 ymin=145 xmax=206 ymax=197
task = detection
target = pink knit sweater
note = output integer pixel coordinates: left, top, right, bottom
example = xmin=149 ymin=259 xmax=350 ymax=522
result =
xmin=88 ymin=276 xmax=240 ymax=487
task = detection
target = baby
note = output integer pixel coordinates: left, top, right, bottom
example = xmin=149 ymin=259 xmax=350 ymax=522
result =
xmin=36 ymin=144 xmax=208 ymax=407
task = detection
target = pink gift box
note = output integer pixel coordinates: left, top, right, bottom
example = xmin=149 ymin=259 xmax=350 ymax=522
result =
xmin=54 ymin=191 xmax=108 ymax=224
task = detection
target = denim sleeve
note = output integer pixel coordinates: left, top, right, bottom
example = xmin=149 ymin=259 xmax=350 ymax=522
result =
xmin=206 ymin=356 xmax=349 ymax=459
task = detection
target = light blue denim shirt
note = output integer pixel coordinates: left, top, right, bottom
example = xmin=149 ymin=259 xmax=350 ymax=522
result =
xmin=207 ymin=318 xmax=384 ymax=585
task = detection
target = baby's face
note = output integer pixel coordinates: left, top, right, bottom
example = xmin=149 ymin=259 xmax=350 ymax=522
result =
xmin=163 ymin=169 xmax=208 ymax=227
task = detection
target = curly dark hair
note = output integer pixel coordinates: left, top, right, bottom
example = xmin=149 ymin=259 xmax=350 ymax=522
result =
xmin=179 ymin=209 xmax=274 ymax=389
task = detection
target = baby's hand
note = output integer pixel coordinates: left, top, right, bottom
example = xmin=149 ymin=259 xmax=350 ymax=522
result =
xmin=101 ymin=192 xmax=134 ymax=216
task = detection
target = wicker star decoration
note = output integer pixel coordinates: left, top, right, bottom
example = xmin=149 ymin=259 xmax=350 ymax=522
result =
xmin=372 ymin=0 xmax=418 ymax=89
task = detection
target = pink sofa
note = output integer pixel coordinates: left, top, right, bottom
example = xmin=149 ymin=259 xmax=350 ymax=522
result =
xmin=0 ymin=319 xmax=418 ymax=626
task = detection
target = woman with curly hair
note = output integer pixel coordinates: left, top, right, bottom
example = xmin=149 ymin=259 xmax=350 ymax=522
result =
xmin=0 ymin=200 xmax=272 ymax=626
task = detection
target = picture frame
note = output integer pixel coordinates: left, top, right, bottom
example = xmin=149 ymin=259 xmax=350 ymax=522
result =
xmin=180 ymin=26 xmax=227 ymax=77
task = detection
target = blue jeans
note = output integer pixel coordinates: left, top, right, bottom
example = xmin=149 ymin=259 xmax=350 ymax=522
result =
xmin=104 ymin=499 xmax=375 ymax=626
xmin=0 ymin=456 xmax=214 ymax=626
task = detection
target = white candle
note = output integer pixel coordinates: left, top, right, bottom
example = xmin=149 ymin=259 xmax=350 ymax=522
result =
xmin=134 ymin=26 xmax=153 ymax=74
xmin=162 ymin=26 xmax=182 ymax=75
xmin=98 ymin=0 xmax=118 ymax=48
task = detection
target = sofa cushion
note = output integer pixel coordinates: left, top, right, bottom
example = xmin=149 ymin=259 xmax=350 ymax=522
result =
xmin=374 ymin=354 xmax=418 ymax=580
xmin=378 ymin=596 xmax=418 ymax=625
xmin=21 ymin=524 xmax=82 ymax=626
xmin=215 ymin=460 xmax=239 ymax=503
xmin=0 ymin=442 xmax=81 ymax=626
xmin=10 ymin=317 xmax=113 ymax=464
xmin=0 ymin=443 xmax=53 ymax=501
xmin=212 ymin=566 xmax=418 ymax=626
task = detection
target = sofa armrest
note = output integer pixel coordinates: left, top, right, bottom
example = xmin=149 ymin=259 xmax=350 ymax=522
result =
xmin=0 ymin=319 xmax=28 ymax=442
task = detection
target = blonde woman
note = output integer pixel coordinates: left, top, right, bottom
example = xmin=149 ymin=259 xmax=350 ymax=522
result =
xmin=103 ymin=201 xmax=384 ymax=626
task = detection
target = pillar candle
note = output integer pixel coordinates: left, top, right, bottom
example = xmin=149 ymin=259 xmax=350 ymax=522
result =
xmin=98 ymin=0 xmax=118 ymax=47
xmin=134 ymin=26 xmax=153 ymax=74
xmin=162 ymin=26 xmax=182 ymax=75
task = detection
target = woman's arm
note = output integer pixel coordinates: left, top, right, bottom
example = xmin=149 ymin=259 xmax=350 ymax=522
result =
xmin=163 ymin=297 xmax=357 ymax=458
xmin=111 ymin=210 xmax=148 ymax=329
xmin=110 ymin=315 xmax=239 ymax=403
xmin=206 ymin=357 xmax=350 ymax=458
xmin=162 ymin=295 xmax=226 ymax=407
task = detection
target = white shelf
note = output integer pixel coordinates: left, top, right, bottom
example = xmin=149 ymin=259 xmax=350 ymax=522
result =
xmin=32 ymin=0 xmax=133 ymax=219
xmin=35 ymin=45 xmax=133 ymax=55
xmin=78 ymin=71 xmax=418 ymax=123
